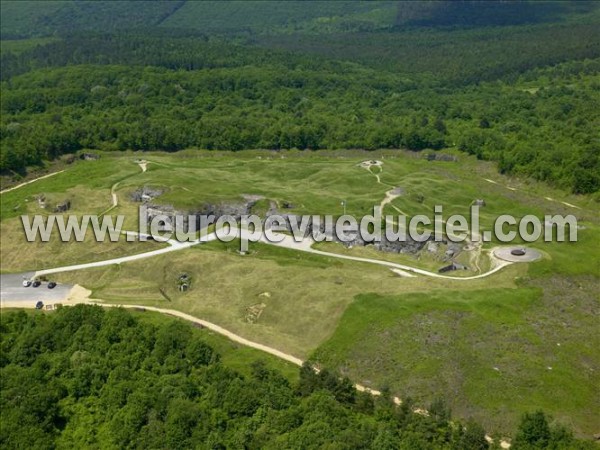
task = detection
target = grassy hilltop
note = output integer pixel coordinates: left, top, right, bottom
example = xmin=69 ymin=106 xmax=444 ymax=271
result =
xmin=2 ymin=149 xmax=598 ymax=437
xmin=1 ymin=0 xmax=599 ymax=445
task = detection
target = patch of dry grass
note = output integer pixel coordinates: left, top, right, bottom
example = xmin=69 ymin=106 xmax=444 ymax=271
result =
xmin=53 ymin=241 xmax=525 ymax=358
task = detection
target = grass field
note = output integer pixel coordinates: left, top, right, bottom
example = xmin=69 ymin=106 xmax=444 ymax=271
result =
xmin=2 ymin=149 xmax=596 ymax=273
xmin=311 ymin=282 xmax=599 ymax=437
xmin=51 ymin=239 xmax=525 ymax=357
xmin=0 ymin=156 xmax=166 ymax=272
xmin=1 ymin=149 xmax=598 ymax=437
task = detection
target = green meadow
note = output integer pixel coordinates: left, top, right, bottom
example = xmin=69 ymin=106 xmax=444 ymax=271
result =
xmin=311 ymin=285 xmax=599 ymax=437
xmin=1 ymin=149 xmax=598 ymax=436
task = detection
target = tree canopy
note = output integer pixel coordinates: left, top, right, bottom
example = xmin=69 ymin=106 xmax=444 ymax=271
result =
xmin=1 ymin=30 xmax=598 ymax=193
xmin=1 ymin=306 xmax=594 ymax=449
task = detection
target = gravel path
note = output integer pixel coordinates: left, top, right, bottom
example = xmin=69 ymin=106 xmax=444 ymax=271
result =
xmin=0 ymin=170 xmax=65 ymax=194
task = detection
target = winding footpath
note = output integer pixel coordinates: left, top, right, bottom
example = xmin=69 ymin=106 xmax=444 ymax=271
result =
xmin=483 ymin=177 xmax=581 ymax=209
xmin=0 ymin=170 xmax=65 ymax=194
xmin=34 ymin=228 xmax=511 ymax=280
xmin=251 ymin=231 xmax=511 ymax=281
xmin=91 ymin=302 xmax=508 ymax=448
xmin=7 ymin=159 xmax=517 ymax=447
xmin=29 ymin=159 xmax=511 ymax=281
xmin=34 ymin=159 xmax=512 ymax=279
xmin=102 ymin=303 xmax=304 ymax=365
xmin=97 ymin=303 xmax=399 ymax=401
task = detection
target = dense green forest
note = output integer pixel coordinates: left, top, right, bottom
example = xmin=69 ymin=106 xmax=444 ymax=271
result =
xmin=1 ymin=4 xmax=599 ymax=447
xmin=1 ymin=1 xmax=598 ymax=38
xmin=0 ymin=306 xmax=594 ymax=449
xmin=1 ymin=1 xmax=599 ymax=193
xmin=1 ymin=31 xmax=599 ymax=194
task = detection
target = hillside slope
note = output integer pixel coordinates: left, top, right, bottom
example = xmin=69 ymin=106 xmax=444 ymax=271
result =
xmin=2 ymin=0 xmax=599 ymax=38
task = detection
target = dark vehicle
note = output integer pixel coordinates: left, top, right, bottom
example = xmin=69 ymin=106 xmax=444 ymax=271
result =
xmin=48 ymin=281 xmax=57 ymax=289
xmin=35 ymin=301 xmax=44 ymax=309
xmin=32 ymin=280 xmax=41 ymax=287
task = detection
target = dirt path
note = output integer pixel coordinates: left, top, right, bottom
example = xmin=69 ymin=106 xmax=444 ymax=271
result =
xmin=107 ymin=303 xmax=305 ymax=365
xmin=111 ymin=182 xmax=119 ymax=207
xmin=7 ymin=294 xmax=508 ymax=448
xmin=29 ymin=293 xmax=421 ymax=409
xmin=0 ymin=170 xmax=65 ymax=194
xmin=483 ymin=178 xmax=580 ymax=209
xmin=364 ymin=161 xmax=486 ymax=273
xmin=380 ymin=188 xmax=409 ymax=217
xmin=361 ymin=161 xmax=411 ymax=223
xmin=100 ymin=160 xmax=147 ymax=215
xmin=0 ymin=292 xmax=417 ymax=412
xmin=390 ymin=268 xmax=416 ymax=278
xmin=561 ymin=201 xmax=580 ymax=209
xmin=98 ymin=181 xmax=119 ymax=216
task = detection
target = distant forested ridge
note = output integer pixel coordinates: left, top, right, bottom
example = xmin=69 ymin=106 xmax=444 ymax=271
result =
xmin=0 ymin=306 xmax=594 ymax=449
xmin=1 ymin=1 xmax=597 ymax=38
xmin=1 ymin=32 xmax=598 ymax=194
xmin=1 ymin=2 xmax=599 ymax=194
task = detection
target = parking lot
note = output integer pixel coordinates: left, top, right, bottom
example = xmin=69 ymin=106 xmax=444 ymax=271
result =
xmin=0 ymin=272 xmax=73 ymax=308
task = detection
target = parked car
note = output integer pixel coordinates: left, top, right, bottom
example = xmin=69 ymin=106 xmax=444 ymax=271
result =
xmin=32 ymin=280 xmax=41 ymax=287
xmin=48 ymin=281 xmax=57 ymax=289
xmin=35 ymin=301 xmax=44 ymax=309
xmin=22 ymin=279 xmax=32 ymax=287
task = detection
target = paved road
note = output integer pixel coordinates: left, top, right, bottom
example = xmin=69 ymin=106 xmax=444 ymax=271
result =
xmin=3 ymin=227 xmax=512 ymax=447
xmin=0 ymin=160 xmax=514 ymax=448
xmin=35 ymin=228 xmax=511 ymax=280
xmin=35 ymin=233 xmax=218 ymax=277
xmin=246 ymin=230 xmax=512 ymax=281
xmin=33 ymin=228 xmax=512 ymax=281
xmin=15 ymin=159 xmax=512 ymax=282
xmin=0 ymin=272 xmax=73 ymax=306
